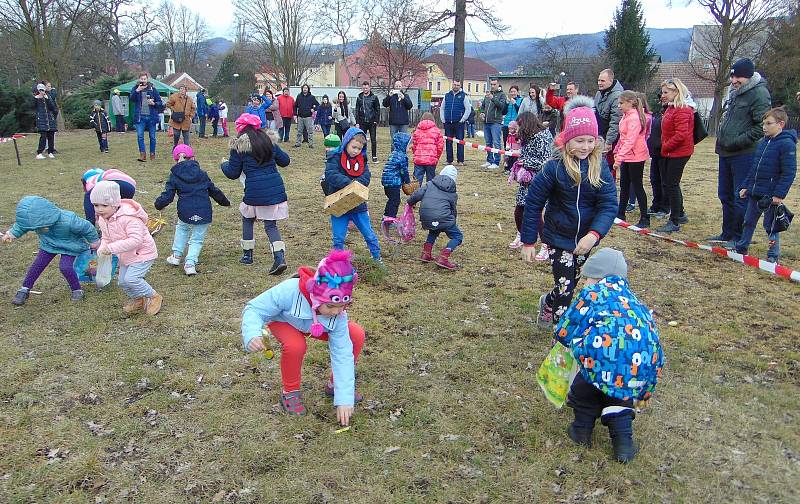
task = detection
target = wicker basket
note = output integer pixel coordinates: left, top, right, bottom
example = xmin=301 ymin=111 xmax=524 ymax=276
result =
xmin=401 ymin=176 xmax=420 ymax=196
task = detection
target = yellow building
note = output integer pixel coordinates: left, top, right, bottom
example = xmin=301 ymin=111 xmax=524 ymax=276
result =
xmin=423 ymin=53 xmax=499 ymax=104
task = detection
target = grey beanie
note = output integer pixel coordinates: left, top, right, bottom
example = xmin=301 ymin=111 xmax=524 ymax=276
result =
xmin=581 ymin=247 xmax=628 ymax=279
xmin=93 ymin=99 xmax=103 ymax=106
xmin=440 ymin=164 xmax=458 ymax=182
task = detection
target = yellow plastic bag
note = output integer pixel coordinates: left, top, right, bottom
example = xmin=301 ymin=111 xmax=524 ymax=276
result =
xmin=537 ymin=343 xmax=579 ymax=408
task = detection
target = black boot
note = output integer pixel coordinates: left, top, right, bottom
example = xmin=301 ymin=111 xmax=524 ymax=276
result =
xmin=603 ymin=410 xmax=638 ymax=463
xmin=567 ymin=411 xmax=596 ymax=447
xmin=269 ymin=240 xmax=287 ymax=275
xmin=635 ymin=217 xmax=650 ymax=229
xmin=240 ymin=239 xmax=254 ymax=265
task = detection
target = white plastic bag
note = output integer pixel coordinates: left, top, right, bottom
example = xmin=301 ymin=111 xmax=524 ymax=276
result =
xmin=95 ymin=253 xmax=113 ymax=287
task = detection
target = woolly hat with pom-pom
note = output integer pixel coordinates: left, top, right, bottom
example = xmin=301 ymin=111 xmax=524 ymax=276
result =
xmin=556 ymin=95 xmax=598 ymax=147
xmin=306 ymin=249 xmax=358 ymax=337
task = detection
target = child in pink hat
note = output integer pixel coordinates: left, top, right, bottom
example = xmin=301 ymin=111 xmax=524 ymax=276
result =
xmin=519 ymin=96 xmax=619 ymax=326
xmin=241 ymin=249 xmax=365 ymax=426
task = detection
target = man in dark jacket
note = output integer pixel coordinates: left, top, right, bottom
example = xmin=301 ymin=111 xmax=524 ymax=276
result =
xmin=647 ymin=101 xmax=669 ymax=217
xmin=196 ymin=88 xmax=209 ymax=138
xmin=407 ymin=165 xmax=461 ymax=270
xmin=594 ymin=69 xmax=624 ymax=175
xmin=440 ymin=80 xmax=472 ymax=165
xmin=711 ymin=58 xmax=772 ymax=247
xmin=383 ymin=80 xmax=414 ymax=138
xmin=293 ymin=84 xmax=320 ymax=148
xmin=355 ymin=81 xmax=381 ymax=162
xmin=130 ymin=72 xmax=163 ymax=162
xmin=480 ymin=78 xmax=507 ymax=169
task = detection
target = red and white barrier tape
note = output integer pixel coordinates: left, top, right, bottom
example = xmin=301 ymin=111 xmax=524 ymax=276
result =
xmin=0 ymin=134 xmax=25 ymax=143
xmin=444 ymin=136 xmax=520 ymax=157
xmin=614 ymin=218 xmax=800 ymax=283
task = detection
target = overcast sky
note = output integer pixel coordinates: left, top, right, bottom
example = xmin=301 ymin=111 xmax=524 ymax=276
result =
xmin=176 ymin=0 xmax=710 ymax=40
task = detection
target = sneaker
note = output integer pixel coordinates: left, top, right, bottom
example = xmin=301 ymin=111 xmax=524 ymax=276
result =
xmin=166 ymin=255 xmax=182 ymax=266
xmin=656 ymin=221 xmax=680 ymax=233
xmin=144 ymin=292 xmax=163 ymax=315
xmin=480 ymin=161 xmax=490 ymax=168
xmin=47 ymin=153 xmax=55 ymax=159
xmin=324 ymin=383 xmax=364 ymax=403
xmin=651 ymin=210 xmax=667 ymax=219
xmin=720 ymin=241 xmax=735 ymax=250
xmin=70 ymin=289 xmax=85 ymax=301
xmin=677 ymin=214 xmax=689 ymax=225
xmin=487 ymin=164 xmax=499 ymax=171
xmin=635 ymin=218 xmax=651 ymax=229
xmin=184 ymin=263 xmax=197 ymax=275
xmin=536 ymin=294 xmax=553 ymax=326
xmin=625 ymin=203 xmax=635 ymax=212
xmin=509 ymin=233 xmax=522 ymax=249
xmin=280 ymin=390 xmax=307 ymax=416
xmin=372 ymin=156 xmax=378 ymax=163
xmin=36 ymin=153 xmax=46 ymax=160
xmin=535 ymin=244 xmax=550 ymax=261
xmin=12 ymin=288 xmax=30 ymax=306
xmin=706 ymin=234 xmax=729 ymax=243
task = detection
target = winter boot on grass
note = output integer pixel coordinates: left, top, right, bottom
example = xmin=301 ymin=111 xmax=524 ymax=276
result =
xmin=11 ymin=288 xmax=30 ymax=306
xmin=420 ymin=242 xmax=434 ymax=263
xmin=280 ymin=390 xmax=307 ymax=416
xmin=602 ymin=409 xmax=638 ymax=463
xmin=435 ymin=248 xmax=458 ymax=270
xmin=240 ymin=239 xmax=255 ymax=265
xmin=123 ymin=297 xmax=144 ymax=314
xmin=567 ymin=411 xmax=596 ymax=448
xmin=137 ymin=152 xmax=146 ymax=162
xmin=144 ymin=292 xmax=163 ymax=316
xmin=71 ymin=289 xmax=85 ymax=301
xmin=269 ymin=241 xmax=287 ymax=275
xmin=536 ymin=294 xmax=553 ymax=326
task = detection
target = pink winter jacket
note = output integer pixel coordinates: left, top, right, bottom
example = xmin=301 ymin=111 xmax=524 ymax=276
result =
xmin=614 ymin=109 xmax=650 ymax=163
xmin=97 ymin=199 xmax=158 ymax=265
xmin=411 ymin=119 xmax=444 ymax=166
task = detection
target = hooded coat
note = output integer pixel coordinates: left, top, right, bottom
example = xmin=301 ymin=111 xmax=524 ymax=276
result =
xmin=381 ymin=132 xmax=412 ymax=187
xmin=33 ymin=95 xmax=58 ymax=132
xmin=155 ymin=160 xmax=230 ymax=224
xmin=324 ymin=127 xmax=371 ymax=215
xmin=593 ymin=80 xmax=624 ymax=144
xmin=740 ymin=129 xmax=797 ymax=199
xmin=9 ymin=196 xmax=98 ymax=255
xmin=411 ymin=119 xmax=444 ymax=166
xmin=407 ymin=174 xmax=458 ymax=231
xmin=221 ymin=133 xmax=290 ymax=206
xmin=96 ymin=199 xmax=158 ymax=265
xmin=716 ymin=72 xmax=772 ymax=157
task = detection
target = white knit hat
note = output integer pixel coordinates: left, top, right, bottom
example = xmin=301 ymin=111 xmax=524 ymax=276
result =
xmin=90 ymin=180 xmax=121 ymax=206
xmin=440 ymin=164 xmax=458 ymax=182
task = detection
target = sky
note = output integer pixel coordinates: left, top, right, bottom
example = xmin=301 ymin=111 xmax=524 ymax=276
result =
xmin=176 ymin=0 xmax=711 ymax=40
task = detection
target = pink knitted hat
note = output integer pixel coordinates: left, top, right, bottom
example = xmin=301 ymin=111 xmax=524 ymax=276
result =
xmin=306 ymin=249 xmax=358 ymax=337
xmin=235 ymin=113 xmax=262 ymax=134
xmin=172 ymin=143 xmax=194 ymax=161
xmin=557 ymin=96 xmax=598 ymax=146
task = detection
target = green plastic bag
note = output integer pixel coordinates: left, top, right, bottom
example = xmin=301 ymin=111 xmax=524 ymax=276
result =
xmin=537 ymin=343 xmax=579 ymax=408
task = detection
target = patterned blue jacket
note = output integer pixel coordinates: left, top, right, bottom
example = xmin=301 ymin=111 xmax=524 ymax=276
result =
xmin=381 ymin=132 xmax=411 ymax=188
xmin=554 ymin=276 xmax=664 ymax=402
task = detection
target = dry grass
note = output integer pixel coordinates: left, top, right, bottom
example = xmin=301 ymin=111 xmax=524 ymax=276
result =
xmin=0 ymin=128 xmax=798 ymax=503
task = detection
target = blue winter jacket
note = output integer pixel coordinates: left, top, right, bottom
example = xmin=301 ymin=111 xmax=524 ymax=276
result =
xmin=521 ymin=156 xmax=618 ymax=250
xmin=129 ymin=83 xmax=163 ymax=123
xmin=221 ymin=134 xmax=290 ymax=206
xmin=10 ymin=196 xmax=98 ymax=256
xmin=503 ymin=96 xmax=522 ymax=126
xmin=324 ymin=127 xmax=371 ymax=215
xmin=440 ymin=89 xmax=470 ymax=124
xmin=739 ymin=129 xmax=797 ymax=199
xmin=315 ymin=103 xmax=333 ymax=126
xmin=33 ymin=95 xmax=58 ymax=132
xmin=555 ymin=276 xmax=664 ymax=402
xmin=155 ymin=160 xmax=230 ymax=224
xmin=381 ymin=132 xmax=411 ymax=187
xmin=196 ymin=92 xmax=209 ymax=116
xmin=245 ymin=95 xmax=271 ymax=128
xmin=208 ymin=104 xmax=219 ymax=120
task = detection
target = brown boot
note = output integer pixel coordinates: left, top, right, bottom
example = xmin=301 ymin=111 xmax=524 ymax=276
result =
xmin=144 ymin=291 xmax=163 ymax=315
xmin=123 ymin=297 xmax=144 ymax=314
xmin=149 ymin=153 xmax=156 ymax=161
xmin=137 ymin=152 xmax=146 ymax=162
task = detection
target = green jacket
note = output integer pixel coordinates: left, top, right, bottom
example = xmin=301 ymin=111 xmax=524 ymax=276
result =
xmin=10 ymin=196 xmax=99 ymax=256
xmin=716 ymin=72 xmax=771 ymax=157
xmin=481 ymin=90 xmax=507 ymax=124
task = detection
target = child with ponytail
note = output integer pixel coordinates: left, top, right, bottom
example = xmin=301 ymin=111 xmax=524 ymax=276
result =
xmin=520 ymin=96 xmax=618 ymax=325
xmin=614 ymin=91 xmax=651 ymax=228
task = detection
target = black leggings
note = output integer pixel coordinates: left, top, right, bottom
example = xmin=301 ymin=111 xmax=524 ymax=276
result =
xmin=363 ymin=121 xmax=377 ymax=158
xmin=617 ymin=161 xmax=647 ymax=218
xmin=545 ymin=248 xmax=587 ymax=323
xmin=660 ymin=156 xmax=690 ymax=225
xmin=37 ymin=131 xmax=55 ymax=154
xmin=384 ymin=186 xmax=401 ymax=218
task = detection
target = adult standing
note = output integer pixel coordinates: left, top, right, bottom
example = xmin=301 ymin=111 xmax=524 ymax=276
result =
xmin=655 ymin=78 xmax=695 ymax=233
xmin=293 ymin=84 xmax=319 ymax=148
xmin=209 ymin=99 xmax=220 ymax=137
xmin=502 ymin=85 xmax=522 ymax=151
xmin=647 ymin=95 xmax=669 ymax=218
xmin=440 ymin=79 xmax=471 ymax=165
xmin=479 ymin=78 xmax=507 ymax=170
xmin=332 ymin=91 xmax=351 ymax=138
xmin=383 ymin=80 xmax=413 ymax=138
xmin=277 ymin=88 xmax=295 ymax=143
xmin=546 ymin=81 xmax=579 ymax=111
xmin=130 ymin=72 xmax=163 ymax=162
xmin=518 ymin=84 xmax=543 ymax=117
xmin=710 ymin=58 xmax=771 ymax=247
xmin=33 ymin=83 xmax=58 ymax=159
xmin=165 ymin=85 xmax=196 ymax=148
xmin=316 ymin=95 xmax=334 ymax=137
xmin=355 ymin=81 xmax=381 ymax=162
xmin=264 ymin=90 xmax=279 ymax=130
xmin=196 ymin=88 xmax=209 ymax=138
xmin=219 ymin=99 xmax=229 ymax=137
xmin=111 ymin=88 xmax=125 ymax=133
xmin=594 ymin=69 xmax=624 ymax=173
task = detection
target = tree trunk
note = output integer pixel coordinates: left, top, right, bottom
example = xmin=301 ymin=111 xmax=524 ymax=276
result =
xmin=453 ymin=0 xmax=466 ymax=82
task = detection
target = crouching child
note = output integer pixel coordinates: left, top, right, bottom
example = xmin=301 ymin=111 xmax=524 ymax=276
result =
xmin=407 ymin=165 xmax=461 ymax=270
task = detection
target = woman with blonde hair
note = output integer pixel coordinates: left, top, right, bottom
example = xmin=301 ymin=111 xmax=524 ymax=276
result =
xmin=656 ymin=78 xmax=695 ymax=233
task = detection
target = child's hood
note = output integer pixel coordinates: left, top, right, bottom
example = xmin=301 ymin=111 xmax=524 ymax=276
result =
xmin=111 ymin=199 xmax=149 ymax=224
xmin=171 ymin=159 xmax=207 ymax=184
xmin=15 ymin=196 xmax=61 ymax=230
xmin=773 ymin=129 xmax=798 ymax=144
xmin=229 ymin=132 xmax=252 ymax=154
xmin=297 ymin=266 xmax=315 ymax=306
xmin=392 ymin=132 xmax=411 ymax=152
xmin=431 ymin=174 xmax=456 ymax=193
xmin=416 ymin=119 xmax=437 ymax=131
xmin=341 ymin=127 xmax=367 ymax=156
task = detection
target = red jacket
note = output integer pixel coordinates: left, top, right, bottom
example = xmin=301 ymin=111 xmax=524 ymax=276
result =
xmin=545 ymin=89 xmax=567 ymax=111
xmin=411 ymin=120 xmax=444 ymax=166
xmin=277 ymin=94 xmax=295 ymax=118
xmin=660 ymin=105 xmax=694 ymax=158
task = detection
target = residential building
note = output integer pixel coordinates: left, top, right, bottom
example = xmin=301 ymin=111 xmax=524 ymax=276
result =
xmin=423 ymin=53 xmax=499 ymax=103
xmin=649 ymin=62 xmax=716 ymax=118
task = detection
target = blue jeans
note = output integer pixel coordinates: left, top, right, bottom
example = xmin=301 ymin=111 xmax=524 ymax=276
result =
xmin=173 ymin=129 xmax=190 ymax=147
xmin=135 ymin=116 xmax=157 ymax=154
xmin=425 ymin=224 xmax=463 ymax=250
xmin=390 ymin=124 xmax=409 ymax=138
xmin=718 ymin=153 xmax=753 ymax=241
xmin=484 ymin=123 xmax=502 ymax=164
xmin=321 ymin=124 xmax=331 ymax=137
xmin=444 ymin=122 xmax=464 ymax=163
xmin=735 ymin=197 xmax=780 ymax=260
xmin=280 ymin=117 xmax=292 ymax=142
xmin=331 ymin=211 xmax=381 ymax=259
xmin=414 ymin=164 xmax=436 ymax=184
xmin=466 ymin=122 xmax=475 ymax=138
xmin=199 ymin=116 xmax=207 ymax=137
xmin=172 ymin=221 xmax=210 ymax=265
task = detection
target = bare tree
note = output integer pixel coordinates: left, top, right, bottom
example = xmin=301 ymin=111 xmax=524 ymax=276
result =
xmin=529 ymin=36 xmax=603 ymax=90
xmin=156 ymin=0 xmax=209 ymax=75
xmin=451 ymin=0 xmax=507 ymax=82
xmin=686 ymin=0 xmax=787 ymax=129
xmin=233 ymin=0 xmax=318 ymax=87
xmin=322 ymin=0 xmax=358 ymax=86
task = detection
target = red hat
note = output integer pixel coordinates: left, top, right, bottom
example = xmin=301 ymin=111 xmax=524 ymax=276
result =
xmin=556 ymin=96 xmax=598 ymax=146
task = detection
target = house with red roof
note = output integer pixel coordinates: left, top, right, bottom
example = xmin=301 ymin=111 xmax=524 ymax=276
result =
xmin=423 ymin=53 xmax=499 ymax=103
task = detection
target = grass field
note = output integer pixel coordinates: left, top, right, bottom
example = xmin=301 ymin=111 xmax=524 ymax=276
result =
xmin=1 ymin=128 xmax=799 ymax=503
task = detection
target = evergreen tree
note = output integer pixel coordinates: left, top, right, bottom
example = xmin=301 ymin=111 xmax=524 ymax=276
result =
xmin=603 ymin=0 xmax=657 ymax=90
xmin=759 ymin=5 xmax=800 ymax=114
xmin=210 ymin=50 xmax=256 ymax=108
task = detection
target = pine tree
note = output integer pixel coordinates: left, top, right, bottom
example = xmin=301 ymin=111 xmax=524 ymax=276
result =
xmin=603 ymin=0 xmax=657 ymax=90
xmin=210 ymin=50 xmax=256 ymax=108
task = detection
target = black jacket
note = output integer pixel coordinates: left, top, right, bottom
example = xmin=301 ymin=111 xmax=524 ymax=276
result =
xmin=294 ymin=92 xmax=320 ymax=118
xmin=382 ymin=92 xmax=413 ymax=125
xmin=33 ymin=95 xmax=58 ymax=132
xmin=356 ymin=92 xmax=380 ymax=125
xmin=647 ymin=106 xmax=666 ymax=158
xmin=155 ymin=160 xmax=230 ymax=224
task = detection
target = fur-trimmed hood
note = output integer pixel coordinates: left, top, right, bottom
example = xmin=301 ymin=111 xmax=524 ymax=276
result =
xmin=229 ymin=129 xmax=280 ymax=154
